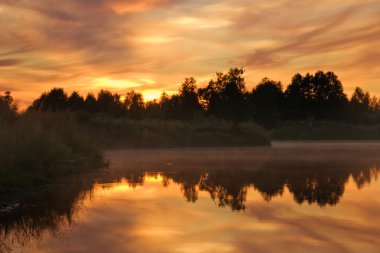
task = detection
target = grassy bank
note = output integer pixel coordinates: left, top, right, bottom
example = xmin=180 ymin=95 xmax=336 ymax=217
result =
xmin=81 ymin=116 xmax=271 ymax=148
xmin=0 ymin=113 xmax=104 ymax=189
xmin=0 ymin=113 xmax=270 ymax=189
xmin=270 ymin=121 xmax=380 ymax=140
xmin=5 ymin=112 xmax=380 ymax=190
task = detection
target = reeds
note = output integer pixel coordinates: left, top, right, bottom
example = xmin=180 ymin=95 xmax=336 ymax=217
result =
xmin=0 ymin=112 xmax=104 ymax=188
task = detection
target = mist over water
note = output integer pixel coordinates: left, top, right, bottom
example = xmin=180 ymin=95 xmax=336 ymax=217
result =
xmin=1 ymin=142 xmax=380 ymax=253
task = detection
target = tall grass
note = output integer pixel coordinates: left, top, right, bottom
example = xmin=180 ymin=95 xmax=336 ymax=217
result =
xmin=0 ymin=112 xmax=104 ymax=188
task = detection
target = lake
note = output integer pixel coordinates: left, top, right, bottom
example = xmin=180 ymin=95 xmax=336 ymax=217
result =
xmin=1 ymin=142 xmax=380 ymax=253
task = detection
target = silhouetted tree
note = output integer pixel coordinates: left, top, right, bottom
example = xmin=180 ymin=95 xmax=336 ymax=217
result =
xmin=199 ymin=67 xmax=248 ymax=121
xmin=123 ymin=90 xmax=145 ymax=119
xmin=177 ymin=77 xmax=203 ymax=119
xmin=158 ymin=92 xmax=181 ymax=119
xmin=0 ymin=91 xmax=17 ymax=122
xmin=145 ymin=99 xmax=161 ymax=118
xmin=29 ymin=88 xmax=68 ymax=111
xmin=251 ymin=78 xmax=284 ymax=127
xmin=84 ymin=93 xmax=97 ymax=113
xmin=312 ymin=71 xmax=348 ymax=119
xmin=284 ymin=73 xmax=314 ymax=120
xmin=96 ymin=90 xmax=123 ymax=116
xmin=351 ymin=87 xmax=371 ymax=112
xmin=67 ymin=91 xmax=85 ymax=111
xmin=349 ymin=87 xmax=379 ymax=124
xmin=284 ymin=71 xmax=348 ymax=121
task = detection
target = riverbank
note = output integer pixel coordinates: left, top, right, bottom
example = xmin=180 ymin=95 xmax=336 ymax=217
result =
xmin=3 ymin=110 xmax=380 ymax=191
xmin=0 ymin=113 xmax=270 ymax=189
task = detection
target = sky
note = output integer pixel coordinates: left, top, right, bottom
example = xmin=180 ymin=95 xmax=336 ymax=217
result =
xmin=0 ymin=0 xmax=379 ymax=108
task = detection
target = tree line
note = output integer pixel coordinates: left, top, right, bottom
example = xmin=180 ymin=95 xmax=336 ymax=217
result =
xmin=2 ymin=67 xmax=380 ymax=126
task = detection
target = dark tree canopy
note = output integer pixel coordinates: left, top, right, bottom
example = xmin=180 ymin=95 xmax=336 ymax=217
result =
xmin=251 ymin=78 xmax=284 ymax=127
xmin=284 ymin=71 xmax=348 ymax=121
xmin=0 ymin=91 xmax=17 ymax=121
xmin=96 ymin=90 xmax=123 ymax=116
xmin=123 ymin=90 xmax=144 ymax=119
xmin=351 ymin=87 xmax=371 ymax=112
xmin=84 ymin=93 xmax=97 ymax=113
xmin=30 ymin=88 xmax=68 ymax=111
xmin=177 ymin=77 xmax=203 ymax=119
xmin=68 ymin=91 xmax=85 ymax=111
xmin=312 ymin=71 xmax=348 ymax=119
xmin=199 ymin=67 xmax=248 ymax=121
xmin=284 ymin=73 xmax=314 ymax=119
xmin=349 ymin=87 xmax=380 ymax=124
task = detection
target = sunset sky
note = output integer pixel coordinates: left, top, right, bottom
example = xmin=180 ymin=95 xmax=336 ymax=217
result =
xmin=0 ymin=0 xmax=379 ymax=108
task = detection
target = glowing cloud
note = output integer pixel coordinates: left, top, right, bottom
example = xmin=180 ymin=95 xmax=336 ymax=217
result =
xmin=106 ymin=0 xmax=170 ymax=14
xmin=0 ymin=0 xmax=379 ymax=107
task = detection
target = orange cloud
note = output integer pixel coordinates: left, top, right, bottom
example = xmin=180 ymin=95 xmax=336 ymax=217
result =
xmin=0 ymin=0 xmax=379 ymax=108
xmin=106 ymin=0 xmax=170 ymax=14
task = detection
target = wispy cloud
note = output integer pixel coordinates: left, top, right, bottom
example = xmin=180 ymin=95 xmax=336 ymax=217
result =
xmin=0 ymin=58 xmax=22 ymax=67
xmin=0 ymin=0 xmax=379 ymax=108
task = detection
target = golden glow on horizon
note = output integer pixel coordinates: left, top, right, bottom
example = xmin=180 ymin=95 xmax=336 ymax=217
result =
xmin=141 ymin=89 xmax=163 ymax=101
xmin=91 ymin=78 xmax=142 ymax=89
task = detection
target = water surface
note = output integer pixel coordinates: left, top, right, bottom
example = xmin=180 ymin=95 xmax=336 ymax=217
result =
xmin=1 ymin=142 xmax=380 ymax=253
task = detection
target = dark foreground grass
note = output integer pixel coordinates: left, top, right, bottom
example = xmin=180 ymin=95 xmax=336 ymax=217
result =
xmin=271 ymin=121 xmax=380 ymax=140
xmin=0 ymin=113 xmax=105 ymax=189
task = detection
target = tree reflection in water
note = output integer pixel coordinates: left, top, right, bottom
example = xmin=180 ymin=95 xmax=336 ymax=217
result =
xmin=0 ymin=147 xmax=379 ymax=251
xmin=121 ymin=165 xmax=379 ymax=211
xmin=0 ymin=176 xmax=95 ymax=252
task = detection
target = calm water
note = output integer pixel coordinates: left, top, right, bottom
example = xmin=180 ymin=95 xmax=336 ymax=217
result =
xmin=1 ymin=142 xmax=380 ymax=253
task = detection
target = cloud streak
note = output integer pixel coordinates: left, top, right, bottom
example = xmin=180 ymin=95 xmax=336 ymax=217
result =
xmin=0 ymin=58 xmax=22 ymax=67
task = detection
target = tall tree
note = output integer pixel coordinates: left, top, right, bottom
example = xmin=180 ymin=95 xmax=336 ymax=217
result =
xmin=284 ymin=73 xmax=314 ymax=120
xmin=84 ymin=93 xmax=97 ymax=113
xmin=350 ymin=87 xmax=371 ymax=112
xmin=251 ymin=78 xmax=284 ymax=127
xmin=177 ymin=77 xmax=203 ymax=119
xmin=312 ymin=71 xmax=348 ymax=119
xmin=96 ymin=90 xmax=123 ymax=116
xmin=29 ymin=88 xmax=68 ymax=111
xmin=284 ymin=71 xmax=348 ymax=120
xmin=199 ymin=67 xmax=248 ymax=121
xmin=349 ymin=87 xmax=379 ymax=124
xmin=0 ymin=91 xmax=17 ymax=121
xmin=68 ymin=91 xmax=85 ymax=111
xmin=145 ymin=99 xmax=160 ymax=119
xmin=124 ymin=90 xmax=145 ymax=119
